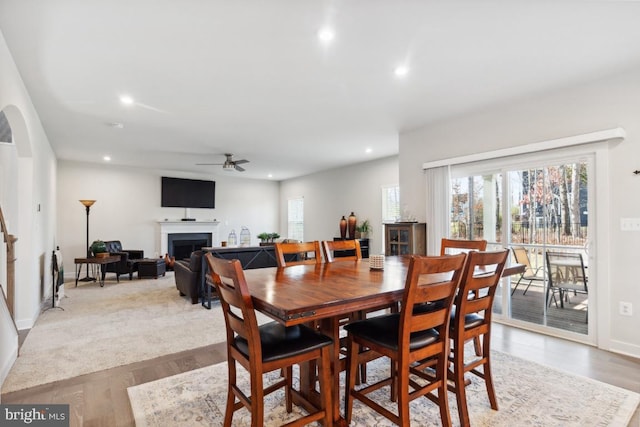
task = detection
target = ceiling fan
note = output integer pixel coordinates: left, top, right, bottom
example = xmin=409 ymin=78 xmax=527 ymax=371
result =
xmin=197 ymin=153 xmax=250 ymax=172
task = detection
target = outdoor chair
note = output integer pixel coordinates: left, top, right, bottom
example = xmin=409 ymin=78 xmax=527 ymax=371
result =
xmin=545 ymin=251 xmax=588 ymax=320
xmin=511 ymin=246 xmax=545 ymax=295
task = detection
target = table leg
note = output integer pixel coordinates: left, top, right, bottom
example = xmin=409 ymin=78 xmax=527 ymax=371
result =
xmin=319 ymin=316 xmax=344 ymax=425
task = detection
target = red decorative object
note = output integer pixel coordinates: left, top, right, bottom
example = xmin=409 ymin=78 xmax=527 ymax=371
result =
xmin=348 ymin=212 xmax=357 ymax=239
xmin=339 ymin=216 xmax=347 ymax=239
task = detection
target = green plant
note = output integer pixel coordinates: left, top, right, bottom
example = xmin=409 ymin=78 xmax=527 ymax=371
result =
xmin=268 ymin=233 xmax=280 ymax=242
xmin=258 ymin=232 xmax=280 ymax=242
xmin=356 ymin=219 xmax=372 ymax=234
xmin=90 ymin=239 xmax=107 ymax=255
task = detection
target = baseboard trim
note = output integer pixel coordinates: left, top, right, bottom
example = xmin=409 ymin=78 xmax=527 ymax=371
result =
xmin=0 ymin=343 xmax=18 ymax=398
xmin=609 ymin=339 xmax=640 ymax=360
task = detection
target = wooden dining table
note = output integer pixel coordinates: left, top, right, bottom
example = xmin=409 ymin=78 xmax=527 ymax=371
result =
xmin=242 ymin=255 xmax=524 ymax=426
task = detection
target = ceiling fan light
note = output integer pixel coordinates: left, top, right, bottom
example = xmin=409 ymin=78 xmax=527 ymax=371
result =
xmin=223 ymin=163 xmax=235 ymax=172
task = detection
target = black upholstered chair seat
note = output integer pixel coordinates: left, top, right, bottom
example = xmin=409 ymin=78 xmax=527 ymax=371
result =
xmin=234 ymin=322 xmax=332 ymax=363
xmin=344 ymin=313 xmax=439 ymax=351
xmin=450 ymin=306 xmax=484 ymax=329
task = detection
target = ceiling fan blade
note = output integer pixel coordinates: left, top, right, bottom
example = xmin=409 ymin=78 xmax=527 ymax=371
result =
xmin=235 ymin=164 xmax=246 ymax=172
xmin=196 ymin=163 xmax=223 ymax=165
xmin=234 ymin=159 xmax=249 ymax=165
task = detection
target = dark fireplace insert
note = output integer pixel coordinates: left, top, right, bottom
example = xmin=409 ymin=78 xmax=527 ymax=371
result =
xmin=168 ymin=232 xmax=212 ymax=260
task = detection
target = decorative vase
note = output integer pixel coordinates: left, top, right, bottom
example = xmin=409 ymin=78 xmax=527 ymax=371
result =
xmin=339 ymin=216 xmax=347 ymax=239
xmin=164 ymin=253 xmax=175 ymax=270
xmin=348 ymin=212 xmax=357 ymax=239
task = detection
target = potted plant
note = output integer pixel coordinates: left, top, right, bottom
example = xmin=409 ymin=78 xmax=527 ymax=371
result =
xmin=90 ymin=239 xmax=108 ymax=257
xmin=268 ymin=233 xmax=280 ymax=243
xmin=356 ymin=220 xmax=372 ymax=239
xmin=258 ymin=232 xmax=281 ymax=245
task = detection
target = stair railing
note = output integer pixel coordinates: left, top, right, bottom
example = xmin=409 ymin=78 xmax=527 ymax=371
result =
xmin=0 ymin=205 xmax=18 ymax=330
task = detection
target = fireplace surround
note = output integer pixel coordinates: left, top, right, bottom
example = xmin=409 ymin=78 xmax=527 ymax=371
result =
xmin=158 ymin=221 xmax=219 ymax=258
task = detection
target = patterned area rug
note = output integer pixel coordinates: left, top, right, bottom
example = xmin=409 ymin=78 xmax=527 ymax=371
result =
xmin=128 ymin=350 xmax=640 ymax=426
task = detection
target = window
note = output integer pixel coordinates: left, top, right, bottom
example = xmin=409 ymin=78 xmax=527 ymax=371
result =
xmin=287 ymin=197 xmax=304 ymax=241
xmin=381 ymin=185 xmax=400 ymax=222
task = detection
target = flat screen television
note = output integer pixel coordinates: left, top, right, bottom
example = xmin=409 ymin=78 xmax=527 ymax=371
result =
xmin=161 ymin=177 xmax=215 ymax=209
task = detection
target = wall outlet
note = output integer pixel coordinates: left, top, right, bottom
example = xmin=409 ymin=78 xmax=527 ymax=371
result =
xmin=619 ymin=301 xmax=633 ymax=316
xmin=620 ymin=218 xmax=640 ymax=231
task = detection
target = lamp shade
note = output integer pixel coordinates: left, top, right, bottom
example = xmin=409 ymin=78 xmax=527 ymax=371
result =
xmin=79 ymin=199 xmax=96 ymax=208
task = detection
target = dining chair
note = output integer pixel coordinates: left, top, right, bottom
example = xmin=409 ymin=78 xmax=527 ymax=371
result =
xmin=344 ymin=253 xmax=467 ymax=426
xmin=545 ymin=251 xmax=588 ymax=315
xmin=321 ymin=239 xmax=362 ymax=263
xmin=510 ymin=246 xmax=545 ymax=295
xmin=204 ymin=253 xmax=333 ymax=427
xmin=440 ymin=238 xmax=488 ymax=255
xmin=274 ymin=241 xmax=322 ymax=267
xmin=440 ymin=237 xmax=487 ymax=356
xmin=446 ymin=249 xmax=509 ymax=426
xmin=321 ymin=239 xmax=395 ymax=383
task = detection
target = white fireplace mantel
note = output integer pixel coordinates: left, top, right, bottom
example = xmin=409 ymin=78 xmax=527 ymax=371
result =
xmin=158 ymin=221 xmax=220 ymax=256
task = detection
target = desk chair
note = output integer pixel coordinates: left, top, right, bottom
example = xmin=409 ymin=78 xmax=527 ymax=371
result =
xmin=274 ymin=241 xmax=322 ymax=267
xmin=344 ymin=253 xmax=467 ymax=426
xmin=205 ymin=253 xmax=333 ymax=427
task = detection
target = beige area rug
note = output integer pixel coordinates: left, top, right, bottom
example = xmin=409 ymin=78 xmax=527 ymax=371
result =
xmin=128 ymin=350 xmax=640 ymax=427
xmin=1 ymin=273 xmax=261 ymax=394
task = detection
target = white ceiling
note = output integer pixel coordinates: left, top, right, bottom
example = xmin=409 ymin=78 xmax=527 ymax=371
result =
xmin=1 ymin=1 xmax=640 ymax=180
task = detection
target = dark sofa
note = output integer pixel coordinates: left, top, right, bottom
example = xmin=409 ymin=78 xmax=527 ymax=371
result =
xmin=174 ymin=250 xmax=203 ymax=304
xmin=102 ymin=240 xmax=144 ymax=280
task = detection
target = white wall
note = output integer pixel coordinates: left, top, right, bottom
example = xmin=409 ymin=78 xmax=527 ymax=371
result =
xmin=0 ymin=29 xmax=58 ymax=390
xmin=399 ymin=66 xmax=640 ymax=357
xmin=57 ymin=161 xmax=280 ymax=271
xmin=280 ymin=156 xmax=399 ymax=255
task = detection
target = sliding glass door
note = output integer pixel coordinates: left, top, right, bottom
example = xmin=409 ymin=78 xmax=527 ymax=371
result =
xmin=450 ymin=153 xmax=593 ymax=342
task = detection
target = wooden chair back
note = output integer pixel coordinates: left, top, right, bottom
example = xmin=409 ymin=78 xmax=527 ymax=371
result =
xmin=274 ymin=241 xmax=322 ymax=267
xmin=440 ymin=238 xmax=487 ymax=255
xmin=205 ymin=253 xmax=261 ymax=359
xmin=205 ymin=252 xmax=333 ymax=426
xmin=400 ymin=253 xmax=467 ymax=360
xmin=449 ymin=249 xmax=509 ymax=426
xmin=321 ymin=239 xmax=362 ymax=263
xmin=344 ymin=253 xmax=467 ymax=426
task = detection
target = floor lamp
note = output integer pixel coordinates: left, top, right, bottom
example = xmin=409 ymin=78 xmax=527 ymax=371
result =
xmin=79 ymin=199 xmax=96 ymax=282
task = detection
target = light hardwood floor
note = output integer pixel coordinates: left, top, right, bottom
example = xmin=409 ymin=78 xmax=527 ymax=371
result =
xmin=2 ymin=324 xmax=639 ymax=426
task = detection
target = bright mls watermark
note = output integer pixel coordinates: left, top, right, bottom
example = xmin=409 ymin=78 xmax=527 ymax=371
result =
xmin=1 ymin=405 xmax=69 ymax=426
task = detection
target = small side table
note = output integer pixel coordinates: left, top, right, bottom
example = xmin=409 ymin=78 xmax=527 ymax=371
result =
xmin=74 ymin=255 xmax=121 ymax=287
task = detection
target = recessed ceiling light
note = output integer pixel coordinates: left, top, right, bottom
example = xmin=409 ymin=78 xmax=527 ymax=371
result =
xmin=267 ymin=173 xmax=273 ymax=178
xmin=103 ymin=155 xmax=111 ymax=161
xmin=120 ymin=95 xmax=134 ymax=105
xmin=365 ymin=148 xmax=373 ymax=154
xmin=394 ymin=66 xmax=409 ymax=78
xmin=318 ymin=28 xmax=335 ymax=43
